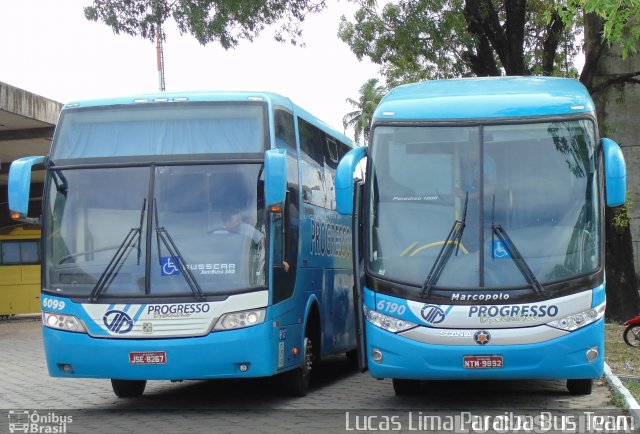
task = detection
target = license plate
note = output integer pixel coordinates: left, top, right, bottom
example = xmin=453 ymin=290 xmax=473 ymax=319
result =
xmin=463 ymin=355 xmax=503 ymax=369
xmin=129 ymin=351 xmax=167 ymax=365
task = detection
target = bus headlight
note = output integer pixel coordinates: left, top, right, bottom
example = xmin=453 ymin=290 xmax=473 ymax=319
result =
xmin=365 ymin=306 xmax=418 ymax=333
xmin=214 ymin=308 xmax=266 ymax=331
xmin=547 ymin=302 xmax=605 ymax=332
xmin=42 ymin=312 xmax=87 ymax=333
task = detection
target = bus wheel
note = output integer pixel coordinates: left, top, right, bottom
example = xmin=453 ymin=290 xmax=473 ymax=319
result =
xmin=111 ymin=379 xmax=147 ymax=398
xmin=567 ymin=379 xmax=592 ymax=395
xmin=392 ymin=379 xmax=420 ymax=396
xmin=283 ymin=337 xmax=313 ymax=397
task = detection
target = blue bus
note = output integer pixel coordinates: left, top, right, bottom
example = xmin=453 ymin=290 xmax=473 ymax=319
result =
xmin=9 ymin=91 xmax=356 ymax=397
xmin=335 ymin=77 xmax=626 ymax=396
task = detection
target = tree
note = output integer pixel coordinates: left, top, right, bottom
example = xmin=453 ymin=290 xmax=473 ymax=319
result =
xmin=343 ymin=78 xmax=387 ymax=145
xmin=84 ymin=0 xmax=328 ymax=48
xmin=581 ymin=10 xmax=640 ymax=322
xmin=339 ymin=0 xmax=640 ymax=87
xmin=338 ymin=0 xmax=582 ymax=86
xmin=339 ymin=0 xmax=640 ymax=320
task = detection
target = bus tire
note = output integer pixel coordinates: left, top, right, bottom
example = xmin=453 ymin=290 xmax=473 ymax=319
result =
xmin=566 ymin=379 xmax=592 ymax=395
xmin=111 ymin=379 xmax=147 ymax=398
xmin=283 ymin=337 xmax=313 ymax=397
xmin=392 ymin=379 xmax=420 ymax=396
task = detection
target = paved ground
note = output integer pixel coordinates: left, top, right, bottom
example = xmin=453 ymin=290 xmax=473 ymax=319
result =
xmin=0 ymin=318 xmax=633 ymax=434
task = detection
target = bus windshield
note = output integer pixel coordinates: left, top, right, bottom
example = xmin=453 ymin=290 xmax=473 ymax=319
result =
xmin=45 ymin=164 xmax=266 ymax=298
xmin=367 ymin=120 xmax=599 ymax=290
xmin=51 ymin=103 xmax=267 ymax=160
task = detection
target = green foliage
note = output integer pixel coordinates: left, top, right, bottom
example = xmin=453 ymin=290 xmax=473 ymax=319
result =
xmin=613 ymin=203 xmax=631 ymax=230
xmin=84 ymin=0 xmax=327 ymax=48
xmin=339 ymin=0 xmax=582 ymax=84
xmin=574 ymin=0 xmax=640 ymax=59
xmin=339 ymin=0 xmax=474 ymax=86
xmin=343 ymin=78 xmax=387 ymax=145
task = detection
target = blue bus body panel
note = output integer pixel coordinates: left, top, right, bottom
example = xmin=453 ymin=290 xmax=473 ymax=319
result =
xmin=40 ymin=293 xmax=296 ymax=380
xmin=374 ymin=77 xmax=595 ymax=121
xmin=364 ymin=287 xmax=604 ymax=381
xmin=43 ymin=322 xmax=276 ymax=380
xmin=366 ymin=319 xmax=604 ymax=381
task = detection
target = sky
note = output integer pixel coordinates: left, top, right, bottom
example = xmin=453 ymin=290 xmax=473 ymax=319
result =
xmin=0 ymin=0 xmax=381 ymax=141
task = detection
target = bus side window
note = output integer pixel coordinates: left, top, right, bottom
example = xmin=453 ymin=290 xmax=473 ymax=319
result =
xmin=298 ymin=118 xmax=326 ymax=207
xmin=323 ymin=137 xmax=339 ymax=210
xmin=275 ymin=109 xmax=296 ymax=154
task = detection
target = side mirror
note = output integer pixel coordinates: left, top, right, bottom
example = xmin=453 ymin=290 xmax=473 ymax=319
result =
xmin=602 ymin=138 xmax=626 ymax=207
xmin=8 ymin=155 xmax=46 ymax=223
xmin=336 ymin=147 xmax=367 ymax=215
xmin=264 ymin=149 xmax=287 ymax=207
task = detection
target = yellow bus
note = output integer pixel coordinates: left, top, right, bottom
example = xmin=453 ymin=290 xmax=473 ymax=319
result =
xmin=0 ymin=226 xmax=41 ymax=319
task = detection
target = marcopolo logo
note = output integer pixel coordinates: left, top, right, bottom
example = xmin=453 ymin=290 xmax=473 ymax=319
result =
xmin=103 ymin=309 xmax=134 ymax=334
xmin=420 ymin=305 xmax=447 ymax=324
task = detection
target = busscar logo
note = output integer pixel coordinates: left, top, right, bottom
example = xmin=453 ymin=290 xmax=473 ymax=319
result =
xmin=103 ymin=309 xmax=134 ymax=334
xmin=420 ymin=305 xmax=447 ymax=324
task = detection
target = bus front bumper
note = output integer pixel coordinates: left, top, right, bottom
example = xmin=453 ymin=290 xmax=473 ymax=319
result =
xmin=43 ymin=322 xmax=277 ymax=380
xmin=365 ymin=319 xmax=604 ymax=381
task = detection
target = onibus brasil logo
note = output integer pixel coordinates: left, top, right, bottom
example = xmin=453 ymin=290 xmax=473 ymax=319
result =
xmin=8 ymin=410 xmax=73 ymax=433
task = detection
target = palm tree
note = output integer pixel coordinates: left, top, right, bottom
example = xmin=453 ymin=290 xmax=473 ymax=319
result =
xmin=343 ymin=78 xmax=386 ymax=146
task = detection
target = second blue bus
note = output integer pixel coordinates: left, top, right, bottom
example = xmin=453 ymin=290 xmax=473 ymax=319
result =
xmin=336 ymin=77 xmax=626 ymax=396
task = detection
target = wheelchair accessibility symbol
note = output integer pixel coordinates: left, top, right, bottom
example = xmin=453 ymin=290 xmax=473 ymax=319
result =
xmin=160 ymin=257 xmax=180 ymax=276
xmin=492 ymin=240 xmax=511 ymax=259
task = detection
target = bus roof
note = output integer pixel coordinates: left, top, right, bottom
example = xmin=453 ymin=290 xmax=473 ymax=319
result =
xmin=63 ymin=90 xmax=294 ymax=109
xmin=373 ymin=76 xmax=595 ymax=122
xmin=62 ymin=90 xmax=353 ymax=148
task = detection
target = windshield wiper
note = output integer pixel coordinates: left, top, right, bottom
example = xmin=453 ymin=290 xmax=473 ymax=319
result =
xmin=154 ymin=199 xmax=206 ymax=302
xmin=491 ymin=224 xmax=546 ymax=296
xmin=136 ymin=199 xmax=146 ymax=265
xmin=490 ymin=195 xmax=546 ymax=296
xmin=420 ymin=192 xmax=468 ymax=298
xmin=89 ymin=199 xmax=147 ymax=302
